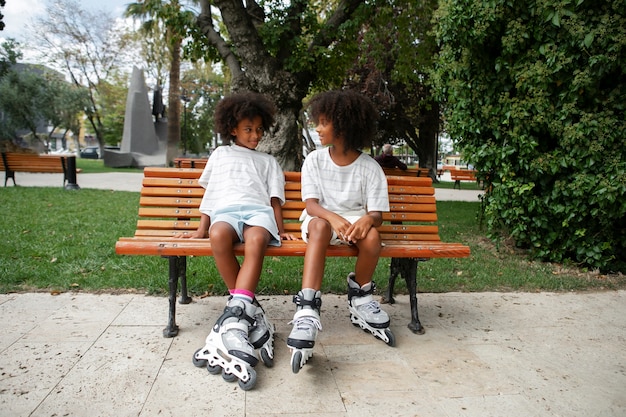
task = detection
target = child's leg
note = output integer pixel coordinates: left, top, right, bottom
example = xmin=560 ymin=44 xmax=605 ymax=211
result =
xmin=301 ymin=218 xmax=333 ymax=290
xmin=209 ymin=222 xmax=240 ymax=289
xmin=238 ymin=225 xmax=271 ymax=292
xmin=353 ymin=227 xmax=382 ymax=285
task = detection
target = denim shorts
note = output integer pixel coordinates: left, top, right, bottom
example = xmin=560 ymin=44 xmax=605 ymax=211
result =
xmin=210 ymin=204 xmax=281 ymax=246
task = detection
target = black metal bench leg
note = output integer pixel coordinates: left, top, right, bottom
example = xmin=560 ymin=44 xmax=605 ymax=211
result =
xmin=163 ymin=256 xmax=185 ymax=337
xmin=382 ymin=257 xmax=402 ymax=305
xmin=398 ymin=258 xmax=425 ymax=335
xmin=178 ymin=256 xmax=192 ymax=305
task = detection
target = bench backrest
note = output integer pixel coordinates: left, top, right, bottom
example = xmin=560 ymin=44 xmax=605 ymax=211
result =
xmin=450 ymin=169 xmax=477 ymax=181
xmin=173 ymin=158 xmax=208 ymax=169
xmin=1 ymin=152 xmax=69 ymax=173
xmin=382 ymin=167 xmax=432 ymax=177
xmin=135 ymin=167 xmax=441 ymax=243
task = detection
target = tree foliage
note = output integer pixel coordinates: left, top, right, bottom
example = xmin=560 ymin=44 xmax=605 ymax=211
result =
xmin=344 ymin=0 xmax=440 ymax=175
xmin=432 ymin=0 xmax=626 ymax=272
xmin=31 ymin=0 xmax=131 ymax=151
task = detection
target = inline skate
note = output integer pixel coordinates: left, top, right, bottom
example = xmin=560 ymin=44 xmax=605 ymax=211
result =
xmin=347 ymin=273 xmax=396 ymax=347
xmin=192 ymin=298 xmax=259 ymax=390
xmin=249 ymin=297 xmax=275 ymax=367
xmin=287 ymin=289 xmax=322 ymax=374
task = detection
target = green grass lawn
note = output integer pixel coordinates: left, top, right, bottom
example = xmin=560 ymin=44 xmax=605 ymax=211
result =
xmin=1 ymin=186 xmax=622 ymax=296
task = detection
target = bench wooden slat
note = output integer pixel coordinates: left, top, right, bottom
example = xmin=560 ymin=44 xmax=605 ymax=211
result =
xmin=116 ymin=237 xmax=469 ymax=258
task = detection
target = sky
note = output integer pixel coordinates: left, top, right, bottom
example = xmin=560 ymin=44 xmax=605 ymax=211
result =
xmin=1 ymin=0 xmax=131 ymax=43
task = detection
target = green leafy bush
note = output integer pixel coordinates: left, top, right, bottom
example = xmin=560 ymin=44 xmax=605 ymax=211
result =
xmin=432 ymin=0 xmax=626 ymax=272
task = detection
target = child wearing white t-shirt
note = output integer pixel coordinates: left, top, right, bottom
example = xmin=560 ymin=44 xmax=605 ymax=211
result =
xmin=182 ymin=92 xmax=294 ymax=390
xmin=288 ymin=90 xmax=394 ymax=374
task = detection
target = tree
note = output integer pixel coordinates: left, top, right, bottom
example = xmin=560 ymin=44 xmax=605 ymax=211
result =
xmin=196 ymin=0 xmax=371 ymax=170
xmin=180 ymin=60 xmax=225 ymax=154
xmin=126 ymin=0 xmax=198 ymax=165
xmin=344 ymin=0 xmax=440 ymax=177
xmin=0 ymin=0 xmax=5 ymax=32
xmin=32 ymin=0 xmax=133 ymax=155
xmin=0 ymin=63 xmax=89 ymax=150
xmin=432 ymin=0 xmax=626 ymax=272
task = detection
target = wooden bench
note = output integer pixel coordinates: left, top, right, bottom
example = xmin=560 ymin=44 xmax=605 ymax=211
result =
xmin=382 ymin=167 xmax=432 ymax=177
xmin=173 ymin=157 xmax=208 ymax=169
xmin=450 ymin=169 xmax=478 ymax=189
xmin=115 ymin=167 xmax=470 ymax=337
xmin=1 ymin=152 xmax=81 ymax=189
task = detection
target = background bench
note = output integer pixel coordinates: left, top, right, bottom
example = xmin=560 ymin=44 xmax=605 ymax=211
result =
xmin=115 ymin=167 xmax=470 ymax=337
xmin=382 ymin=167 xmax=432 ymax=177
xmin=450 ymin=169 xmax=478 ymax=189
xmin=1 ymin=152 xmax=81 ymax=189
xmin=173 ymin=157 xmax=208 ymax=169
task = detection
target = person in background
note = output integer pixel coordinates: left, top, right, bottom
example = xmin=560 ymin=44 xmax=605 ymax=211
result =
xmin=374 ymin=143 xmax=407 ymax=170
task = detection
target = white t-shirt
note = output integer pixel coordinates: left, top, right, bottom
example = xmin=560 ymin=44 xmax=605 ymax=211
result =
xmin=198 ymin=144 xmax=285 ymax=215
xmin=301 ymin=148 xmax=389 ymax=215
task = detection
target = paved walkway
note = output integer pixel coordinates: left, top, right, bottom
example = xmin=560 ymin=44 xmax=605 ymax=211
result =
xmin=1 ymin=291 xmax=624 ymax=417
xmin=2 ymin=171 xmax=625 ymax=416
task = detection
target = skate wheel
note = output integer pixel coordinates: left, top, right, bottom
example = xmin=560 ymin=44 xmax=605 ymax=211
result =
xmin=291 ymin=350 xmax=303 ymax=374
xmin=192 ymin=348 xmax=207 ymax=368
xmin=238 ymin=368 xmax=257 ymax=391
xmin=384 ymin=329 xmax=396 ymax=347
xmin=260 ymin=347 xmax=274 ymax=368
xmin=222 ymin=369 xmax=238 ymax=382
xmin=207 ymin=363 xmax=221 ymax=375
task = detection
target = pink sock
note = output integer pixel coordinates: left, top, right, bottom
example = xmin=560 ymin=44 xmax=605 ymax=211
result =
xmin=231 ymin=288 xmax=254 ymax=303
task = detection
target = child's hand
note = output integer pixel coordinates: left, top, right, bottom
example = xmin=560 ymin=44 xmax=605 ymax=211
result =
xmin=344 ymin=216 xmax=375 ymax=243
xmin=329 ymin=214 xmax=355 ymax=243
xmin=174 ymin=230 xmax=208 ymax=239
xmin=280 ymin=232 xmax=298 ymax=241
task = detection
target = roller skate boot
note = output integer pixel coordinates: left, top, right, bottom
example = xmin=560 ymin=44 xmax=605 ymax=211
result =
xmin=249 ymin=298 xmax=275 ymax=367
xmin=347 ymin=273 xmax=396 ymax=347
xmin=287 ymin=289 xmax=322 ymax=374
xmin=192 ymin=298 xmax=259 ymax=390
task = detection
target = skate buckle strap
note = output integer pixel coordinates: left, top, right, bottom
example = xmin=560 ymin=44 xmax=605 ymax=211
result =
xmin=293 ymin=293 xmax=322 ymax=310
xmin=348 ymin=281 xmax=377 ymax=299
xmin=351 ymin=292 xmax=381 ymax=311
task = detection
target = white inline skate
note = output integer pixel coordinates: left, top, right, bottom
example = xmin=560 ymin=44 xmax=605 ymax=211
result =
xmin=347 ymin=273 xmax=396 ymax=347
xmin=287 ymin=289 xmax=322 ymax=374
xmin=192 ymin=298 xmax=259 ymax=390
xmin=249 ymin=297 xmax=275 ymax=368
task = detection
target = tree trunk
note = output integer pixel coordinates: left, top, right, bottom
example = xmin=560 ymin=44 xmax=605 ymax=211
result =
xmin=166 ymin=37 xmax=182 ymax=166
xmin=417 ymin=100 xmax=439 ymax=179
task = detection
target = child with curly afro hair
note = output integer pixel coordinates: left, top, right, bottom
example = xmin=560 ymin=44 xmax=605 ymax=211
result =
xmin=181 ymin=91 xmax=295 ymax=386
xmin=287 ymin=90 xmax=393 ymax=372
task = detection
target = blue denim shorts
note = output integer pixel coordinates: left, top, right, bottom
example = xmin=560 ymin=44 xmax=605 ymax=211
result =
xmin=210 ymin=204 xmax=281 ymax=246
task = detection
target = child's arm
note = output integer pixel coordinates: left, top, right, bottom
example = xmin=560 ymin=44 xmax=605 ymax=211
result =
xmin=177 ymin=212 xmax=210 ymax=239
xmin=271 ymin=197 xmax=297 ymax=240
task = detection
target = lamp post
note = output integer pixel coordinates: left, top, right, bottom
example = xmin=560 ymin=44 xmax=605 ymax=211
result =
xmin=181 ymin=90 xmax=191 ymax=155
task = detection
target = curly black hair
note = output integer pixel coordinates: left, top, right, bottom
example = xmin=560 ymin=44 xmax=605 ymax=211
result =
xmin=307 ymin=90 xmax=378 ymax=152
xmin=214 ymin=92 xmax=276 ymax=141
